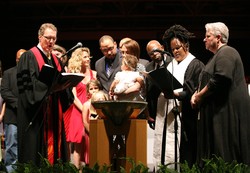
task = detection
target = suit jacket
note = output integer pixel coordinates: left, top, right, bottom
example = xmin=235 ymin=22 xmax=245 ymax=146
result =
xmin=95 ymin=50 xmax=122 ymax=93
xmin=139 ymin=58 xmax=149 ymax=67
xmin=1 ymin=66 xmax=18 ymax=124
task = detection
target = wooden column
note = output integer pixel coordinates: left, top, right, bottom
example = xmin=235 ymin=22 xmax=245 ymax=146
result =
xmin=89 ymin=119 xmax=147 ymax=172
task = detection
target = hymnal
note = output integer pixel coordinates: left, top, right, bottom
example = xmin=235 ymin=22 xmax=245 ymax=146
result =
xmin=142 ymin=67 xmax=182 ymax=92
xmin=38 ymin=64 xmax=84 ymax=92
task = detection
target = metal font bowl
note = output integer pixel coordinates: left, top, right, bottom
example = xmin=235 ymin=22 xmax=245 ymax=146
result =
xmin=92 ymin=100 xmax=147 ymax=125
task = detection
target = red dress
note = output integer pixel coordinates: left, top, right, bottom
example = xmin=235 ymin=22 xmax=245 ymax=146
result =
xmin=64 ymin=82 xmax=88 ymax=143
xmin=63 ymin=70 xmax=95 ymax=164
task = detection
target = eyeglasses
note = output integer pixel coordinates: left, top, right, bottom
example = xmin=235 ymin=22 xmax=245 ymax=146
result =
xmin=43 ymin=35 xmax=57 ymax=42
xmin=100 ymin=46 xmax=114 ymax=53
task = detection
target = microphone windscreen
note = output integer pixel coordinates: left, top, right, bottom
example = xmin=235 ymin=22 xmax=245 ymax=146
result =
xmin=77 ymin=42 xmax=83 ymax=47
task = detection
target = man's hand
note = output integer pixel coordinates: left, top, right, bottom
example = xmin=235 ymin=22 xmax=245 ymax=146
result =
xmin=147 ymin=118 xmax=155 ymax=130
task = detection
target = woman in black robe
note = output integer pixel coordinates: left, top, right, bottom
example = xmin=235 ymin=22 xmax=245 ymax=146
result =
xmin=162 ymin=25 xmax=205 ymax=168
xmin=191 ymin=22 xmax=250 ymax=167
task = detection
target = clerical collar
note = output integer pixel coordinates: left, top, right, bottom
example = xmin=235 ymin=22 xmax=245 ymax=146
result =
xmin=37 ymin=44 xmax=50 ymax=58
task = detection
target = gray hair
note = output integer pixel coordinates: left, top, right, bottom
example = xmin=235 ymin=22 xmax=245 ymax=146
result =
xmin=205 ymin=22 xmax=229 ymax=44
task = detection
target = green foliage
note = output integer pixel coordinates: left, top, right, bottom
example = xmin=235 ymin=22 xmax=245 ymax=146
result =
xmin=156 ymin=162 xmax=180 ymax=173
xmin=178 ymin=161 xmax=201 ymax=173
xmin=0 ymin=155 xmax=250 ymax=173
xmin=12 ymin=156 xmax=78 ymax=173
xmin=155 ymin=156 xmax=250 ymax=173
xmin=119 ymin=157 xmax=149 ymax=173
xmin=199 ymin=155 xmax=250 ymax=173
xmin=82 ymin=162 xmax=114 ymax=173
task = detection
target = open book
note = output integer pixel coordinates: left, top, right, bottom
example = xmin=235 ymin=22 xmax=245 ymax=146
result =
xmin=38 ymin=64 xmax=84 ymax=92
xmin=142 ymin=67 xmax=182 ymax=92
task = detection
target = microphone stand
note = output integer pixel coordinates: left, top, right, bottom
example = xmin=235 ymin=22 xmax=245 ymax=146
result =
xmin=172 ymin=97 xmax=181 ymax=171
xmin=160 ymin=53 xmax=188 ymax=171
xmin=61 ymin=42 xmax=82 ymax=58
xmin=61 ymin=51 xmax=69 ymax=58
xmin=160 ymin=54 xmax=170 ymax=166
xmin=170 ymin=60 xmax=188 ymax=171
xmin=62 ymin=53 xmax=71 ymax=72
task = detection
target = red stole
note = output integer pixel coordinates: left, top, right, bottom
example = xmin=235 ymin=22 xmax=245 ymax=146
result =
xmin=30 ymin=47 xmax=61 ymax=71
xmin=30 ymin=46 xmax=63 ymax=164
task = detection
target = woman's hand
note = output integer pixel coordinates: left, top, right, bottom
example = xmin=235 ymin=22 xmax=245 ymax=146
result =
xmin=191 ymin=91 xmax=199 ymax=109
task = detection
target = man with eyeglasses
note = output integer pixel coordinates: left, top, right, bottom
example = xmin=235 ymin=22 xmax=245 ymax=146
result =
xmin=16 ymin=23 xmax=72 ymax=166
xmin=95 ymin=35 xmax=123 ymax=94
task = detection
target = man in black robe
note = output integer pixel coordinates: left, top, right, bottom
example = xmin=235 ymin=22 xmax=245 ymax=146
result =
xmin=16 ymin=23 xmax=72 ymax=166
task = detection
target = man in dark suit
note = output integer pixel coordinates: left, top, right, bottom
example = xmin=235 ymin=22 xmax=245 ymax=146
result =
xmin=145 ymin=40 xmax=174 ymax=170
xmin=145 ymin=40 xmax=171 ymax=124
xmin=95 ymin=35 xmax=122 ymax=94
xmin=1 ymin=48 xmax=26 ymax=172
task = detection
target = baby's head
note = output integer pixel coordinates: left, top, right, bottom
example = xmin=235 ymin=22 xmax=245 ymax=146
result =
xmin=91 ymin=90 xmax=109 ymax=102
xmin=121 ymin=54 xmax=138 ymax=71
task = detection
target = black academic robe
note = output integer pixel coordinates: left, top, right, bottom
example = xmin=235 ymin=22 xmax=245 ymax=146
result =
xmin=197 ymin=45 xmax=250 ymax=167
xmin=177 ymin=58 xmax=204 ymax=167
xmin=16 ymin=47 xmax=71 ymax=166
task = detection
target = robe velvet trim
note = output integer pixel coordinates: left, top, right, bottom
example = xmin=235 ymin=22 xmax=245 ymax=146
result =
xmin=30 ymin=46 xmax=63 ymax=164
xmin=30 ymin=46 xmax=61 ymax=72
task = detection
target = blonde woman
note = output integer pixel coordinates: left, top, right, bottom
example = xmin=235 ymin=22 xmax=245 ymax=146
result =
xmin=63 ymin=47 xmax=97 ymax=169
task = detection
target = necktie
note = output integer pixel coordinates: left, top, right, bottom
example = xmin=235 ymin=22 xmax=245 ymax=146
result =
xmin=106 ymin=63 xmax=111 ymax=76
xmin=156 ymin=63 xmax=160 ymax=69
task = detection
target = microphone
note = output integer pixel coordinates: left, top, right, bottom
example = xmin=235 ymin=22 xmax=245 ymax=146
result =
xmin=61 ymin=42 xmax=83 ymax=57
xmin=152 ymin=48 xmax=172 ymax=68
xmin=152 ymin=48 xmax=172 ymax=59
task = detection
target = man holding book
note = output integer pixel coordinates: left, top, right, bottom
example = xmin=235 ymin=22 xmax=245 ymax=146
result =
xmin=16 ymin=23 xmax=74 ymax=166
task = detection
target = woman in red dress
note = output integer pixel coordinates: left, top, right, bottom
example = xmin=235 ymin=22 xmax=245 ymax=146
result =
xmin=63 ymin=47 xmax=96 ymax=170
